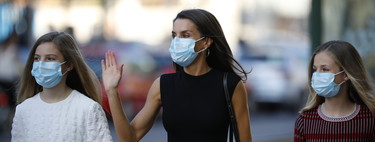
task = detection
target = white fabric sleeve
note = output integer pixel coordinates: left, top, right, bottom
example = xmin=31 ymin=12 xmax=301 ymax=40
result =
xmin=11 ymin=106 xmax=25 ymax=142
xmin=86 ymin=102 xmax=113 ymax=142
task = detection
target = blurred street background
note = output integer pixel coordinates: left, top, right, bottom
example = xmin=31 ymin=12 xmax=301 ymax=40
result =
xmin=1 ymin=0 xmax=375 ymax=141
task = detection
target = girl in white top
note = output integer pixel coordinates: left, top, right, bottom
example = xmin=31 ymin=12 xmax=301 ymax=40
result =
xmin=11 ymin=32 xmax=113 ymax=142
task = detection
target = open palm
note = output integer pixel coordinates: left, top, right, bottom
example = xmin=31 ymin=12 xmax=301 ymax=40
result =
xmin=101 ymin=51 xmax=123 ymax=91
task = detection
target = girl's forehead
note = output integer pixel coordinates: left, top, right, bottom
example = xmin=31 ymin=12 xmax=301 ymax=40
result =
xmin=313 ymin=51 xmax=338 ymax=68
xmin=35 ymin=42 xmax=63 ymax=56
xmin=35 ymin=42 xmax=58 ymax=52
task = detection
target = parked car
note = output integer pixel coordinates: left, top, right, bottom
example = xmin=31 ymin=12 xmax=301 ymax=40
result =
xmin=240 ymin=53 xmax=308 ymax=111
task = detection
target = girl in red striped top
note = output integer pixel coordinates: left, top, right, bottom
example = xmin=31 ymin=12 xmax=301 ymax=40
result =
xmin=294 ymin=40 xmax=375 ymax=141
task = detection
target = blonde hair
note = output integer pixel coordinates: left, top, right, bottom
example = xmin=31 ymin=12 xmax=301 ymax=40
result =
xmin=17 ymin=32 xmax=102 ymax=104
xmin=300 ymin=40 xmax=375 ymax=114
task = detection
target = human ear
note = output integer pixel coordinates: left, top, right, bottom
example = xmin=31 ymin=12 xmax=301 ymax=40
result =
xmin=64 ymin=62 xmax=74 ymax=72
xmin=344 ymin=76 xmax=349 ymax=81
xmin=343 ymin=73 xmax=349 ymax=81
xmin=203 ymin=37 xmax=213 ymax=48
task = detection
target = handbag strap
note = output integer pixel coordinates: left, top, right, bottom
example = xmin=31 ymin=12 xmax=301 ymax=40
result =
xmin=223 ymin=72 xmax=240 ymax=142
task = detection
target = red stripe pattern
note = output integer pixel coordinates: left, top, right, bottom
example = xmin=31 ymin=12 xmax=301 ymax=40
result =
xmin=294 ymin=105 xmax=375 ymax=142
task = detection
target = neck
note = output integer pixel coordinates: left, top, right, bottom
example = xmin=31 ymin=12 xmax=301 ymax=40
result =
xmin=184 ymin=54 xmax=211 ymax=76
xmin=40 ymin=82 xmax=72 ymax=103
xmin=184 ymin=64 xmax=211 ymax=76
xmin=322 ymin=89 xmax=355 ymax=117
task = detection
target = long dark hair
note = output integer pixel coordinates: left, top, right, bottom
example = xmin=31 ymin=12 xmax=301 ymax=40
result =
xmin=173 ymin=9 xmax=248 ymax=80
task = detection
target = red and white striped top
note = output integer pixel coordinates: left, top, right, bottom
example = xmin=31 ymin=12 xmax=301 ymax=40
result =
xmin=294 ymin=104 xmax=375 ymax=142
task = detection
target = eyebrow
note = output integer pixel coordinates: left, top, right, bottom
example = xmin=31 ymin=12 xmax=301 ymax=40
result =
xmin=34 ymin=54 xmax=58 ymax=57
xmin=313 ymin=64 xmax=330 ymax=68
xmin=172 ymin=30 xmax=194 ymax=34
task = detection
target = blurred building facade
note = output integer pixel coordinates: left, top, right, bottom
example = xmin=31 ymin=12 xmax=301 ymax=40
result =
xmin=309 ymin=0 xmax=375 ymax=80
xmin=321 ymin=0 xmax=375 ymax=79
xmin=31 ymin=0 xmax=243 ymax=52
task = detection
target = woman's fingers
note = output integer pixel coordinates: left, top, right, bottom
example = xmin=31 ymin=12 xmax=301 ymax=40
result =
xmin=105 ymin=50 xmax=115 ymax=67
xmin=105 ymin=51 xmax=109 ymax=68
xmin=120 ymin=64 xmax=124 ymax=76
xmin=111 ymin=51 xmax=117 ymax=67
xmin=101 ymin=59 xmax=105 ymax=71
xmin=103 ymin=50 xmax=119 ymax=70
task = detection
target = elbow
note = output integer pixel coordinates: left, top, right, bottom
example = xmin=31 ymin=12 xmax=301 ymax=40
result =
xmin=118 ymin=137 xmax=137 ymax=142
xmin=117 ymin=132 xmax=138 ymax=142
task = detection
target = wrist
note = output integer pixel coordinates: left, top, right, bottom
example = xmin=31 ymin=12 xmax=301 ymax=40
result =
xmin=106 ymin=88 xmax=119 ymax=97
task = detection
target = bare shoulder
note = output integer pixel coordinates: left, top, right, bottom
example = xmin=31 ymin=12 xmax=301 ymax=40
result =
xmin=234 ymin=81 xmax=247 ymax=96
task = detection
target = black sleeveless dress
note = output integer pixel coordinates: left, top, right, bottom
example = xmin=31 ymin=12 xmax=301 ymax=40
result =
xmin=160 ymin=69 xmax=241 ymax=142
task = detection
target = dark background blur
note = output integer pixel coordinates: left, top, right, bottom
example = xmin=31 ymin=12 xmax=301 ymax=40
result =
xmin=1 ymin=0 xmax=374 ymax=141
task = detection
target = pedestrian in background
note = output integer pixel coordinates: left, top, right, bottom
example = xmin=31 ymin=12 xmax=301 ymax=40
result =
xmin=102 ymin=9 xmax=252 ymax=142
xmin=11 ymin=32 xmax=113 ymax=142
xmin=295 ymin=40 xmax=375 ymax=141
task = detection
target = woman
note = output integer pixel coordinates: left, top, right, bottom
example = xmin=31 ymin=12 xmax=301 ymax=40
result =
xmin=294 ymin=40 xmax=375 ymax=141
xmin=102 ymin=9 xmax=252 ymax=142
xmin=12 ymin=32 xmax=113 ymax=142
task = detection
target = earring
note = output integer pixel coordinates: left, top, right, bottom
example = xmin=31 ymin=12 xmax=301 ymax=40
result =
xmin=206 ymin=49 xmax=210 ymax=57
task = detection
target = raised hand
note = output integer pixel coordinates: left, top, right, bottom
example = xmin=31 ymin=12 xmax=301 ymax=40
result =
xmin=101 ymin=51 xmax=136 ymax=142
xmin=101 ymin=50 xmax=124 ymax=92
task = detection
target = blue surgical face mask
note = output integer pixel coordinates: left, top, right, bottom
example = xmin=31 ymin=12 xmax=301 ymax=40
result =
xmin=311 ymin=70 xmax=345 ymax=98
xmin=31 ymin=61 xmax=67 ymax=88
xmin=169 ymin=37 xmax=207 ymax=67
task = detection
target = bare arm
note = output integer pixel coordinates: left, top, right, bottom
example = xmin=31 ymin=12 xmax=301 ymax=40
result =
xmin=130 ymin=77 xmax=162 ymax=139
xmin=102 ymin=51 xmax=161 ymax=142
xmin=232 ymin=81 xmax=252 ymax=142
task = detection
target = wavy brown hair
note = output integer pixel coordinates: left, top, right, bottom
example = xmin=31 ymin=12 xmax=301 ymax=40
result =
xmin=17 ymin=32 xmax=102 ymax=104
xmin=300 ymin=40 xmax=375 ymax=114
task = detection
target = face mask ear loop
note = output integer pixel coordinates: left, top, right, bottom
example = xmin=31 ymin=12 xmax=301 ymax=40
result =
xmin=195 ymin=36 xmax=207 ymax=54
xmin=196 ymin=36 xmax=205 ymax=42
xmin=335 ymin=70 xmax=346 ymax=85
xmin=335 ymin=70 xmax=345 ymax=75
xmin=61 ymin=61 xmax=69 ymax=75
xmin=60 ymin=61 xmax=67 ymax=65
xmin=338 ymin=80 xmax=346 ymax=86
xmin=196 ymin=47 xmax=208 ymax=54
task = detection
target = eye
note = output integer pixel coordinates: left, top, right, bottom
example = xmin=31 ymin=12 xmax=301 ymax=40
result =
xmin=322 ymin=68 xmax=330 ymax=72
xmin=33 ymin=56 xmax=40 ymax=61
xmin=182 ymin=34 xmax=190 ymax=38
xmin=312 ymin=66 xmax=317 ymax=72
xmin=171 ymin=33 xmax=176 ymax=38
xmin=47 ymin=57 xmax=56 ymax=61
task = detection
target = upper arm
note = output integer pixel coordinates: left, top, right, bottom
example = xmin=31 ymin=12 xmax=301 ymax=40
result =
xmin=11 ymin=104 xmax=27 ymax=142
xmin=86 ymin=103 xmax=113 ymax=142
xmin=232 ymin=81 xmax=252 ymax=142
xmin=294 ymin=114 xmax=305 ymax=141
xmin=130 ymin=77 xmax=162 ymax=140
xmin=12 ymin=106 xmax=25 ymax=142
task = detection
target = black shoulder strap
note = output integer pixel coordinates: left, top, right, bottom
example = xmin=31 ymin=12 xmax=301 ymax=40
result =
xmin=223 ymin=72 xmax=240 ymax=142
